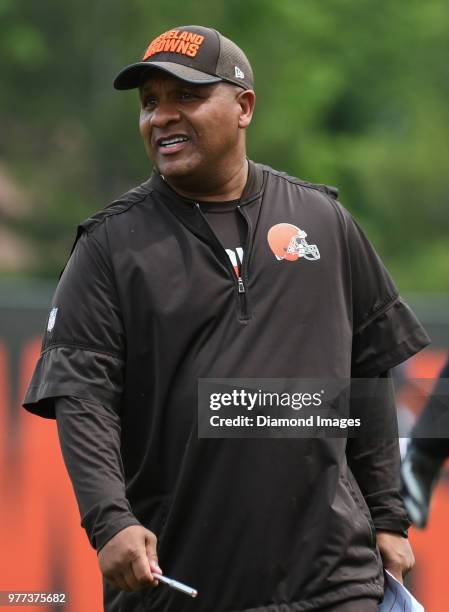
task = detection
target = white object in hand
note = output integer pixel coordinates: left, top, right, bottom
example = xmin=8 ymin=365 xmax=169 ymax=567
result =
xmin=379 ymin=570 xmax=424 ymax=611
xmin=157 ymin=574 xmax=198 ymax=598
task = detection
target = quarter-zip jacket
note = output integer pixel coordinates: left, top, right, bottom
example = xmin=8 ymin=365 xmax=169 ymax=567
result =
xmin=24 ymin=160 xmax=430 ymax=611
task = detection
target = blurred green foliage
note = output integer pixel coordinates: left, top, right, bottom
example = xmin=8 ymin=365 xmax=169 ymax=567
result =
xmin=2 ymin=0 xmax=449 ymax=289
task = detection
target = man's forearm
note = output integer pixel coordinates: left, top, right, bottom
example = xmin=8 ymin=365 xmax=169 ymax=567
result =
xmin=346 ymin=371 xmax=410 ymax=534
xmin=55 ymin=396 xmax=140 ymax=551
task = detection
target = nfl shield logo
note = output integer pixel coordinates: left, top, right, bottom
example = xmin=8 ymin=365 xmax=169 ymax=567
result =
xmin=47 ymin=307 xmax=58 ymax=332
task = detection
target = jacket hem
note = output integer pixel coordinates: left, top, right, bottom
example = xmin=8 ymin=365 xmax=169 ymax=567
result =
xmin=228 ymin=580 xmax=383 ymax=611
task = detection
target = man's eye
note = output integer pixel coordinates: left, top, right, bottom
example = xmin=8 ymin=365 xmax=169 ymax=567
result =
xmin=143 ymin=97 xmax=157 ymax=109
xmin=180 ymin=91 xmax=197 ymax=100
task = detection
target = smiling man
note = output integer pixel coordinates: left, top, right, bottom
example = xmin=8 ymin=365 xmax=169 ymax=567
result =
xmin=138 ymin=74 xmax=253 ymax=199
xmin=23 ymin=25 xmax=429 ymax=612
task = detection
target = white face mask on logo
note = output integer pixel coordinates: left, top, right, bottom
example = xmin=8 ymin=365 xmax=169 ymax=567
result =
xmin=267 ymin=223 xmax=320 ymax=262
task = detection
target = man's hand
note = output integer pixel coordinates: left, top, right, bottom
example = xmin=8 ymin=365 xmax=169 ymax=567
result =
xmin=376 ymin=530 xmax=415 ymax=583
xmin=98 ymin=525 xmax=162 ymax=592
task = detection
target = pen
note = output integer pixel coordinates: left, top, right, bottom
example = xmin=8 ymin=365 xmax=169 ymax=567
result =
xmin=156 ymin=574 xmax=198 ymax=598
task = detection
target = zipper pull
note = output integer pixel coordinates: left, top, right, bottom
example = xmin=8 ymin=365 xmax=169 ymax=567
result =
xmin=238 ymin=277 xmax=245 ymax=293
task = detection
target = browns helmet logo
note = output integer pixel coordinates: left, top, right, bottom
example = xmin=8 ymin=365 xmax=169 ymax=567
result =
xmin=267 ymin=223 xmax=320 ymax=262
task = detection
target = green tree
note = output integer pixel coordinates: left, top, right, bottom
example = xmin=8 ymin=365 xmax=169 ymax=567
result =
xmin=1 ymin=0 xmax=449 ymax=290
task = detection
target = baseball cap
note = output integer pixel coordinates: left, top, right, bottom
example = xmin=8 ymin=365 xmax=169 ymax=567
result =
xmin=113 ymin=25 xmax=254 ymax=91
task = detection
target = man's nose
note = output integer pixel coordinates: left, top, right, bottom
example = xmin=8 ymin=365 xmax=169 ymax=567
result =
xmin=150 ymin=101 xmax=181 ymax=128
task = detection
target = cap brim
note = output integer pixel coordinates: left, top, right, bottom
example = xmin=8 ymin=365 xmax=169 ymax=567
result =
xmin=113 ymin=61 xmax=223 ymax=90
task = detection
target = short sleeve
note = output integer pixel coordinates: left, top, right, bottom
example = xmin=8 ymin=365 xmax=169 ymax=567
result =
xmin=345 ymin=213 xmax=430 ymax=376
xmin=23 ymin=227 xmax=125 ymax=419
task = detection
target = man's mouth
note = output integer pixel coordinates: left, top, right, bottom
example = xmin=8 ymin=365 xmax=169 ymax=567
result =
xmin=156 ymin=135 xmax=189 ymax=154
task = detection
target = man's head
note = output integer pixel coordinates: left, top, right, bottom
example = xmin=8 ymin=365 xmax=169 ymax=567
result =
xmin=114 ymin=26 xmax=256 ymax=195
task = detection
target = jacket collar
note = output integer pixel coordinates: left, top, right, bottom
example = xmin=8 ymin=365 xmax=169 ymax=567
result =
xmin=145 ymin=159 xmax=265 ymax=209
xmin=143 ymin=159 xmax=265 ymax=246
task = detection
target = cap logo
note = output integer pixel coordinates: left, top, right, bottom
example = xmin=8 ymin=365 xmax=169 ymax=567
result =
xmin=143 ymin=29 xmax=206 ymax=60
xmin=234 ymin=66 xmax=245 ymax=79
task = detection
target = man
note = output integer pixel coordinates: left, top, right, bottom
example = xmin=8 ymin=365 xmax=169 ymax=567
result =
xmin=24 ymin=25 xmax=430 ymax=611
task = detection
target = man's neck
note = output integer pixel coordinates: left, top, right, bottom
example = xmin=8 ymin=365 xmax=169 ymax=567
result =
xmin=162 ymin=159 xmax=249 ymax=202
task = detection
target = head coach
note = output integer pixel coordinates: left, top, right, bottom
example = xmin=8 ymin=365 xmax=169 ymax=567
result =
xmin=23 ymin=25 xmax=430 ymax=612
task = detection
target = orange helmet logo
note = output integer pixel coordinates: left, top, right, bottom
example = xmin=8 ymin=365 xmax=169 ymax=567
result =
xmin=267 ymin=223 xmax=320 ymax=261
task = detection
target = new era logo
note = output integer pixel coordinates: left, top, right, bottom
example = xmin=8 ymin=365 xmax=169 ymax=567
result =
xmin=234 ymin=66 xmax=244 ymax=79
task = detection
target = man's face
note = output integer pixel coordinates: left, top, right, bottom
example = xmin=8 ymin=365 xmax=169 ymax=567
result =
xmin=139 ymin=72 xmax=248 ymax=183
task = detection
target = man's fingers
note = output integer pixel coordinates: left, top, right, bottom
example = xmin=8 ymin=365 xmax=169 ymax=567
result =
xmin=145 ymin=532 xmax=162 ymax=575
xmin=385 ymin=557 xmax=414 ymax=583
xmin=148 ymin=555 xmax=162 ymax=576
xmin=130 ymin=554 xmax=159 ymax=589
xmin=105 ymin=561 xmax=156 ymax=593
xmin=377 ymin=530 xmax=415 ymax=588
xmin=97 ymin=525 xmax=162 ymax=593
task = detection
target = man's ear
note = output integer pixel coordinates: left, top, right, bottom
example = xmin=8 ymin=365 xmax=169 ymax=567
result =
xmin=237 ymin=89 xmax=256 ymax=129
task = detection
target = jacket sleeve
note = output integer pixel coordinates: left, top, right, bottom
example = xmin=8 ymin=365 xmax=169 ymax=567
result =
xmin=55 ymin=396 xmax=141 ymax=551
xmin=343 ymin=212 xmax=430 ymax=377
xmin=347 ymin=371 xmax=411 ymax=535
xmin=21 ymin=226 xmax=136 ymax=550
xmin=23 ymin=226 xmax=125 ymax=418
xmin=338 ymin=207 xmax=429 ymax=532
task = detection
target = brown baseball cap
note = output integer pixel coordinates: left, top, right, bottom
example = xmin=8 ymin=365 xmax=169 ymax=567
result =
xmin=113 ymin=25 xmax=254 ymax=91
